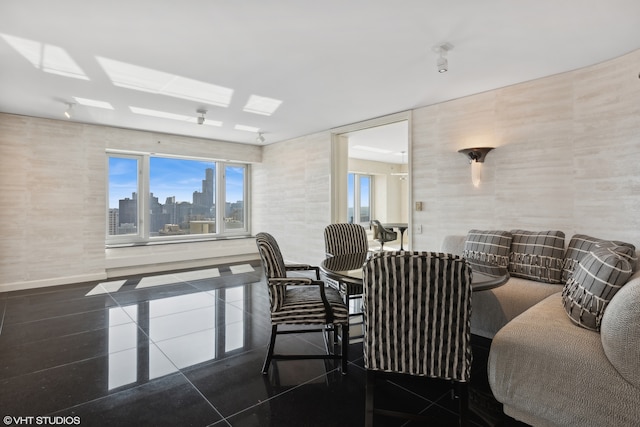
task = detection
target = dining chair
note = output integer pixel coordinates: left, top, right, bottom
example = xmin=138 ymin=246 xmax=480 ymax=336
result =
xmin=324 ymin=223 xmax=370 ymax=257
xmin=370 ymin=220 xmax=398 ymax=250
xmin=324 ymin=223 xmax=369 ymax=294
xmin=255 ymin=232 xmax=349 ymax=375
xmin=362 ymin=251 xmax=473 ymax=426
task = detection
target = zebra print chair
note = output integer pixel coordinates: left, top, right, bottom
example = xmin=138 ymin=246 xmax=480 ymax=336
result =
xmin=362 ymin=251 xmax=473 ymax=426
xmin=323 ymin=223 xmax=369 ymax=306
xmin=255 ymin=232 xmax=349 ymax=375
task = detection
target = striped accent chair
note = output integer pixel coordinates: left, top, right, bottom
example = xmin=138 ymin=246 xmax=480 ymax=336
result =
xmin=362 ymin=251 xmax=473 ymax=426
xmin=324 ymin=223 xmax=370 ymax=257
xmin=255 ymin=232 xmax=349 ymax=375
xmin=323 ymin=223 xmax=369 ymax=306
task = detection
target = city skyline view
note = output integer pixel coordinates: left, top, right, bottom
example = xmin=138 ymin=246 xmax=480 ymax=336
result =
xmin=109 ymin=157 xmax=245 ymax=208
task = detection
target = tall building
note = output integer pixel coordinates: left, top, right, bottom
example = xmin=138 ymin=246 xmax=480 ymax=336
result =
xmin=193 ymin=167 xmax=214 ymax=212
xmin=118 ymin=192 xmax=137 ymax=225
xmin=108 ymin=209 xmax=119 ymax=235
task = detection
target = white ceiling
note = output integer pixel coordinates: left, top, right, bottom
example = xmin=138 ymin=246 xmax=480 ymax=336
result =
xmin=1 ymin=1 xmax=639 ymax=154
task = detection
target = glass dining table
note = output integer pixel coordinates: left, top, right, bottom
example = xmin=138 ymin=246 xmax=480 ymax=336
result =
xmin=320 ymin=252 xmax=509 ymax=292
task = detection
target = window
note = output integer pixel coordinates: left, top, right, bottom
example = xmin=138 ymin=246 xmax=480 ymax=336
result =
xmin=108 ymin=156 xmax=139 ymax=237
xmin=347 ymin=173 xmax=373 ymax=225
xmin=107 ymin=153 xmax=249 ymax=243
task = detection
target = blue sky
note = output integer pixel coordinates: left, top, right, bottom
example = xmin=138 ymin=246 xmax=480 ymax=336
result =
xmin=109 ymin=157 xmax=244 ymax=208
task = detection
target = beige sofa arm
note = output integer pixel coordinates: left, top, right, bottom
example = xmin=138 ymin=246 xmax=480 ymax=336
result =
xmin=601 ymin=270 xmax=640 ymax=389
xmin=441 ymin=235 xmax=466 ymax=256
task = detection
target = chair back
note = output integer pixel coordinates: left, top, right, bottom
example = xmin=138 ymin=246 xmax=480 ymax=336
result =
xmin=256 ymin=232 xmax=287 ymax=279
xmin=371 ymin=220 xmax=396 ymax=242
xmin=363 ymin=251 xmax=472 ymax=382
xmin=324 ymin=223 xmax=369 ymax=257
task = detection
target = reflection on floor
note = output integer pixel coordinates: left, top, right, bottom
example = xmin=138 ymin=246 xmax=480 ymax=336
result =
xmin=0 ymin=262 xmax=528 ymax=426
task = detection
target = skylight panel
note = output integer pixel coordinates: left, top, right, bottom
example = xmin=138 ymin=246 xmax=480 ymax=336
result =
xmin=97 ymin=57 xmax=233 ymax=107
xmin=130 ymin=106 xmax=222 ymax=127
xmin=1 ymin=33 xmax=89 ymax=80
xmin=163 ymin=77 xmax=233 ymax=108
xmin=73 ymin=97 xmax=114 ymax=110
xmin=185 ymin=117 xmax=223 ymax=127
xmin=234 ymin=124 xmax=260 ymax=132
xmin=243 ymin=95 xmax=282 ymax=116
xmin=130 ymin=107 xmax=189 ymax=121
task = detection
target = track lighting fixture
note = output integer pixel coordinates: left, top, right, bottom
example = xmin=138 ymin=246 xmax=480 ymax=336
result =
xmin=64 ymin=102 xmax=75 ymax=119
xmin=256 ymin=132 xmax=266 ymax=143
xmin=433 ymin=43 xmax=453 ymax=73
xmin=197 ymin=109 xmax=207 ymax=125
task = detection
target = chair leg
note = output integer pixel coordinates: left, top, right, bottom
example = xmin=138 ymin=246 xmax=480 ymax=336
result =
xmin=262 ymin=325 xmax=277 ymax=375
xmin=365 ymin=370 xmax=375 ymax=426
xmin=457 ymin=382 xmax=469 ymax=427
xmin=341 ymin=322 xmax=349 ymax=375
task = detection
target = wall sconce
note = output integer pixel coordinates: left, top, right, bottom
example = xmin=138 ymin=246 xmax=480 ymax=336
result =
xmin=458 ymin=147 xmax=494 ymax=187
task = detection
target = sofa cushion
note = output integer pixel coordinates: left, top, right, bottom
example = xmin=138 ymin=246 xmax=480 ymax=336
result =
xmin=562 ymin=247 xmax=633 ymax=331
xmin=509 ymin=230 xmax=565 ymax=284
xmin=601 ymin=270 xmax=640 ymax=389
xmin=562 ymin=234 xmax=637 ymax=283
xmin=463 ymin=230 xmax=512 ymax=266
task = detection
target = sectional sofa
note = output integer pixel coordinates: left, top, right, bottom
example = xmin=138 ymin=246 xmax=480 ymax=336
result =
xmin=442 ymin=230 xmax=640 ymax=426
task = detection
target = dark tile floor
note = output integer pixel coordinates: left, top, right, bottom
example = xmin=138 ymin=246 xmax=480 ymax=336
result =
xmin=0 ymin=262 xmax=528 ymax=426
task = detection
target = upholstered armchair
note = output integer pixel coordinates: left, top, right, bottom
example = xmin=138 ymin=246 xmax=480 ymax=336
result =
xmin=255 ymin=232 xmax=349 ymax=375
xmin=362 ymin=251 xmax=473 ymax=426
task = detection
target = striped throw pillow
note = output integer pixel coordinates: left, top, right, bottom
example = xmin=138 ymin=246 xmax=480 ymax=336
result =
xmin=562 ymin=234 xmax=636 ymax=283
xmin=509 ymin=230 xmax=565 ymax=283
xmin=463 ymin=230 xmax=512 ymax=267
xmin=562 ymin=247 xmax=633 ymax=331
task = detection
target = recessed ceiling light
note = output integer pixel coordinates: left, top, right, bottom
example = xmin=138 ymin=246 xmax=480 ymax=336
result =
xmin=73 ymin=97 xmax=113 ymax=110
xmin=235 ymin=124 xmax=260 ymax=132
xmin=130 ymin=106 xmax=221 ymax=126
xmin=243 ymin=95 xmax=282 ymax=116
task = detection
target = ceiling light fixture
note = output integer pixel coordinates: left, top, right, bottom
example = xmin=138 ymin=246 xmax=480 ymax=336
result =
xmin=433 ymin=43 xmax=453 ymax=73
xmin=197 ymin=108 xmax=207 ymax=125
xmin=256 ymin=132 xmax=266 ymax=143
xmin=64 ymin=102 xmax=75 ymax=119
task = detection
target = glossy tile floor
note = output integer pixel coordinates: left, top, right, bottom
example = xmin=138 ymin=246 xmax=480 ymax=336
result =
xmin=0 ymin=261 xmax=527 ymax=426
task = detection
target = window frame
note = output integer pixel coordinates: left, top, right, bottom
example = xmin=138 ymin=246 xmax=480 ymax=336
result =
xmin=347 ymin=172 xmax=374 ymax=226
xmin=106 ymin=151 xmax=250 ymax=245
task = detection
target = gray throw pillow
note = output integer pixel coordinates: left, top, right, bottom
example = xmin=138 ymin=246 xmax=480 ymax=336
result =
xmin=562 ymin=234 xmax=636 ymax=283
xmin=562 ymin=247 xmax=633 ymax=331
xmin=463 ymin=230 xmax=512 ymax=267
xmin=509 ymin=230 xmax=565 ymax=284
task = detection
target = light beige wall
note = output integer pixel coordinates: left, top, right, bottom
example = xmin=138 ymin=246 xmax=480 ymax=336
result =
xmin=412 ymin=49 xmax=640 ymax=251
xmin=252 ymin=131 xmax=333 ymax=264
xmin=0 ymin=114 xmax=261 ymax=291
xmin=2 ymin=49 xmax=638 ymax=290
